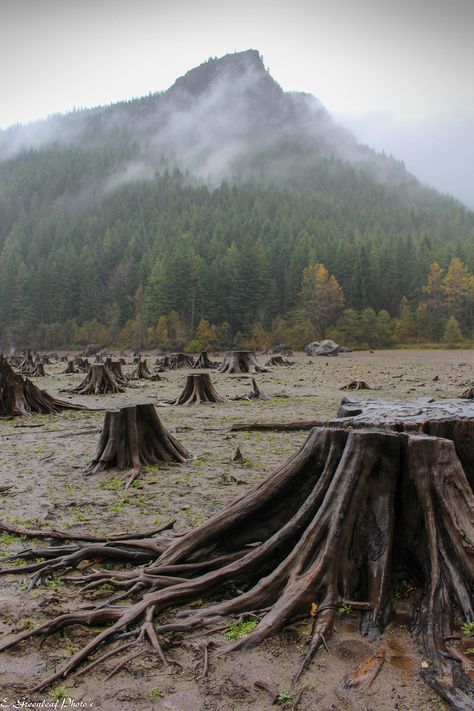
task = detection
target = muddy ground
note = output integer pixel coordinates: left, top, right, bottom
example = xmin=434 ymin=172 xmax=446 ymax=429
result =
xmin=0 ymin=349 xmax=473 ymax=711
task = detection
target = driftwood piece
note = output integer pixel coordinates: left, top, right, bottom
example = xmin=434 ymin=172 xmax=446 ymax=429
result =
xmin=0 ymin=422 xmax=473 ymax=710
xmin=67 ymin=364 xmax=125 ymax=395
xmin=170 ymin=374 xmax=227 ymax=405
xmin=192 ymin=352 xmax=219 ymax=369
xmin=218 ymin=351 xmax=271 ymax=374
xmin=0 ymin=355 xmax=87 ymax=417
xmin=87 ymin=404 xmax=191 ymax=476
xmin=230 ymin=420 xmax=326 ymax=432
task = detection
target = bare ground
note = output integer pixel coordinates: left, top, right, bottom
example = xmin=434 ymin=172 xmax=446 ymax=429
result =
xmin=0 ymin=349 xmax=472 ymax=711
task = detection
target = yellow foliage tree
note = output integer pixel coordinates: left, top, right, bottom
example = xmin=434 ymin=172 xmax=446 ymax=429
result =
xmin=299 ymin=263 xmax=345 ymax=338
xmin=186 ymin=318 xmax=218 ymax=352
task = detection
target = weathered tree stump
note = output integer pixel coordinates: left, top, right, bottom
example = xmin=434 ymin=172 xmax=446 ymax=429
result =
xmin=155 ymin=353 xmax=195 ymax=370
xmin=340 ymin=379 xmax=372 ymax=390
xmin=67 ymin=364 xmax=125 ymax=395
xmin=74 ymin=356 xmax=90 ymax=372
xmin=1 ymin=421 xmax=473 ymax=709
xmin=0 ymin=354 xmax=86 ymax=416
xmin=192 ymin=351 xmax=219 ymax=369
xmin=87 ymin=404 xmax=191 ymax=479
xmin=170 ymin=373 xmax=227 ymax=405
xmin=17 ymin=349 xmax=35 ymax=373
xmin=461 ymin=385 xmax=474 ymax=399
xmin=264 ymin=355 xmax=294 ymax=367
xmin=27 ymin=362 xmax=48 ymax=378
xmin=130 ymin=358 xmax=160 ymax=381
xmin=63 ymin=360 xmax=80 ymax=375
xmin=104 ymin=358 xmax=128 ymax=386
xmin=218 ymin=351 xmax=271 ymax=374
xmin=248 ymin=378 xmax=271 ymax=400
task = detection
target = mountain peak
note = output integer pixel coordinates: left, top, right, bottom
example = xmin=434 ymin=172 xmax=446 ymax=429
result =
xmin=168 ymin=49 xmax=279 ymax=100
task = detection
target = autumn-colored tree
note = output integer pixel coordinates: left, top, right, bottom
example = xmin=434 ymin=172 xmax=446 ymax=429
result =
xmin=156 ymin=316 xmax=171 ymax=350
xmin=393 ymin=297 xmax=417 ymax=343
xmin=242 ymin=322 xmax=271 ymax=351
xmin=299 ymin=263 xmax=345 ymax=338
xmin=441 ymin=257 xmax=474 ymax=337
xmin=443 ymin=315 xmax=463 ymax=345
xmin=186 ymin=318 xmax=218 ymax=352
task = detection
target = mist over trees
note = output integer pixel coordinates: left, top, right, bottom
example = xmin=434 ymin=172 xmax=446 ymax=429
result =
xmin=0 ymin=51 xmax=473 ymax=351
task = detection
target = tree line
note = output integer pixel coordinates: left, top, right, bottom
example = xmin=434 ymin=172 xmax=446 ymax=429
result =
xmin=0 ymin=149 xmax=473 ymax=351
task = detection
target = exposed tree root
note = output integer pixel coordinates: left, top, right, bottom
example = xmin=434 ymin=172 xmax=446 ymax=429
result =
xmin=0 ymin=425 xmax=473 ymax=709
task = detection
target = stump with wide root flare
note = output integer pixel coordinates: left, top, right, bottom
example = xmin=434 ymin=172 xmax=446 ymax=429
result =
xmin=87 ymin=403 xmax=191 ymax=476
xmin=0 ymin=414 xmax=473 ymax=709
xmin=68 ymin=363 xmax=125 ymax=395
xmin=218 ymin=350 xmax=271 ymax=374
xmin=0 ymin=354 xmax=86 ymax=416
xmin=170 ymin=373 xmax=226 ymax=405
xmin=192 ymin=351 xmax=219 ymax=369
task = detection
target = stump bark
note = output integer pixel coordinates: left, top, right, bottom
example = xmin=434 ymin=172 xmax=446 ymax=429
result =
xmin=192 ymin=351 xmax=219 ymax=369
xmin=0 ymin=354 xmax=86 ymax=416
xmin=104 ymin=358 xmax=128 ymax=386
xmin=27 ymin=362 xmax=48 ymax=378
xmin=170 ymin=373 xmax=227 ymax=405
xmin=264 ymin=356 xmax=294 ymax=367
xmin=130 ymin=358 xmax=161 ymax=381
xmin=87 ymin=404 xmax=191 ymax=476
xmin=1 ymin=417 xmax=473 ymax=709
xmin=68 ymin=364 xmax=125 ymax=395
xmin=63 ymin=360 xmax=80 ymax=375
xmin=218 ymin=351 xmax=271 ymax=374
xmin=157 ymin=353 xmax=195 ymax=370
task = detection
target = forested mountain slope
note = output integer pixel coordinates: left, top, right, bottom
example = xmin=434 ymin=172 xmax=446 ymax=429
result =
xmin=0 ymin=50 xmax=472 ymax=349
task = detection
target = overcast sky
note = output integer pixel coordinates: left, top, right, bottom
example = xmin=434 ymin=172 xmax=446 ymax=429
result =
xmin=1 ymin=0 xmax=473 ymax=206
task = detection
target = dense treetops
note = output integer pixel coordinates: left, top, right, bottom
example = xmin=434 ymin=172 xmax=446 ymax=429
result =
xmin=0 ymin=51 xmax=473 ymax=350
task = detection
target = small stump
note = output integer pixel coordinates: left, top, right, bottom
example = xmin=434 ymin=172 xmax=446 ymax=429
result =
xmin=192 ymin=351 xmax=219 ymax=369
xmin=170 ymin=373 xmax=227 ymax=405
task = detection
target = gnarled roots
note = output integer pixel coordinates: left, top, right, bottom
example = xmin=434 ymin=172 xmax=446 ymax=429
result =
xmin=0 ymin=426 xmax=473 ymax=709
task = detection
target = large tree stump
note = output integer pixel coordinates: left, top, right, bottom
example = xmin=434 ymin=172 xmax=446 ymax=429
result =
xmin=170 ymin=373 xmax=227 ymax=405
xmin=192 ymin=351 xmax=219 ymax=369
xmin=218 ymin=350 xmax=271 ymax=374
xmin=333 ymin=397 xmax=474 ymax=492
xmin=104 ymin=358 xmax=128 ymax=386
xmin=68 ymin=364 xmax=125 ymax=395
xmin=0 ymin=354 xmax=86 ymax=416
xmin=87 ymin=404 xmax=191 ymax=477
xmin=1 ymin=414 xmax=473 ymax=709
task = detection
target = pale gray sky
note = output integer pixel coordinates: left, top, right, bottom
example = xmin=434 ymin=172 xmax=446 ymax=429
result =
xmin=1 ymin=0 xmax=473 ymax=205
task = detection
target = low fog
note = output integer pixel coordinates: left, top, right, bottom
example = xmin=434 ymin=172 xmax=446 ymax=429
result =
xmin=0 ymin=50 xmax=470 ymax=209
